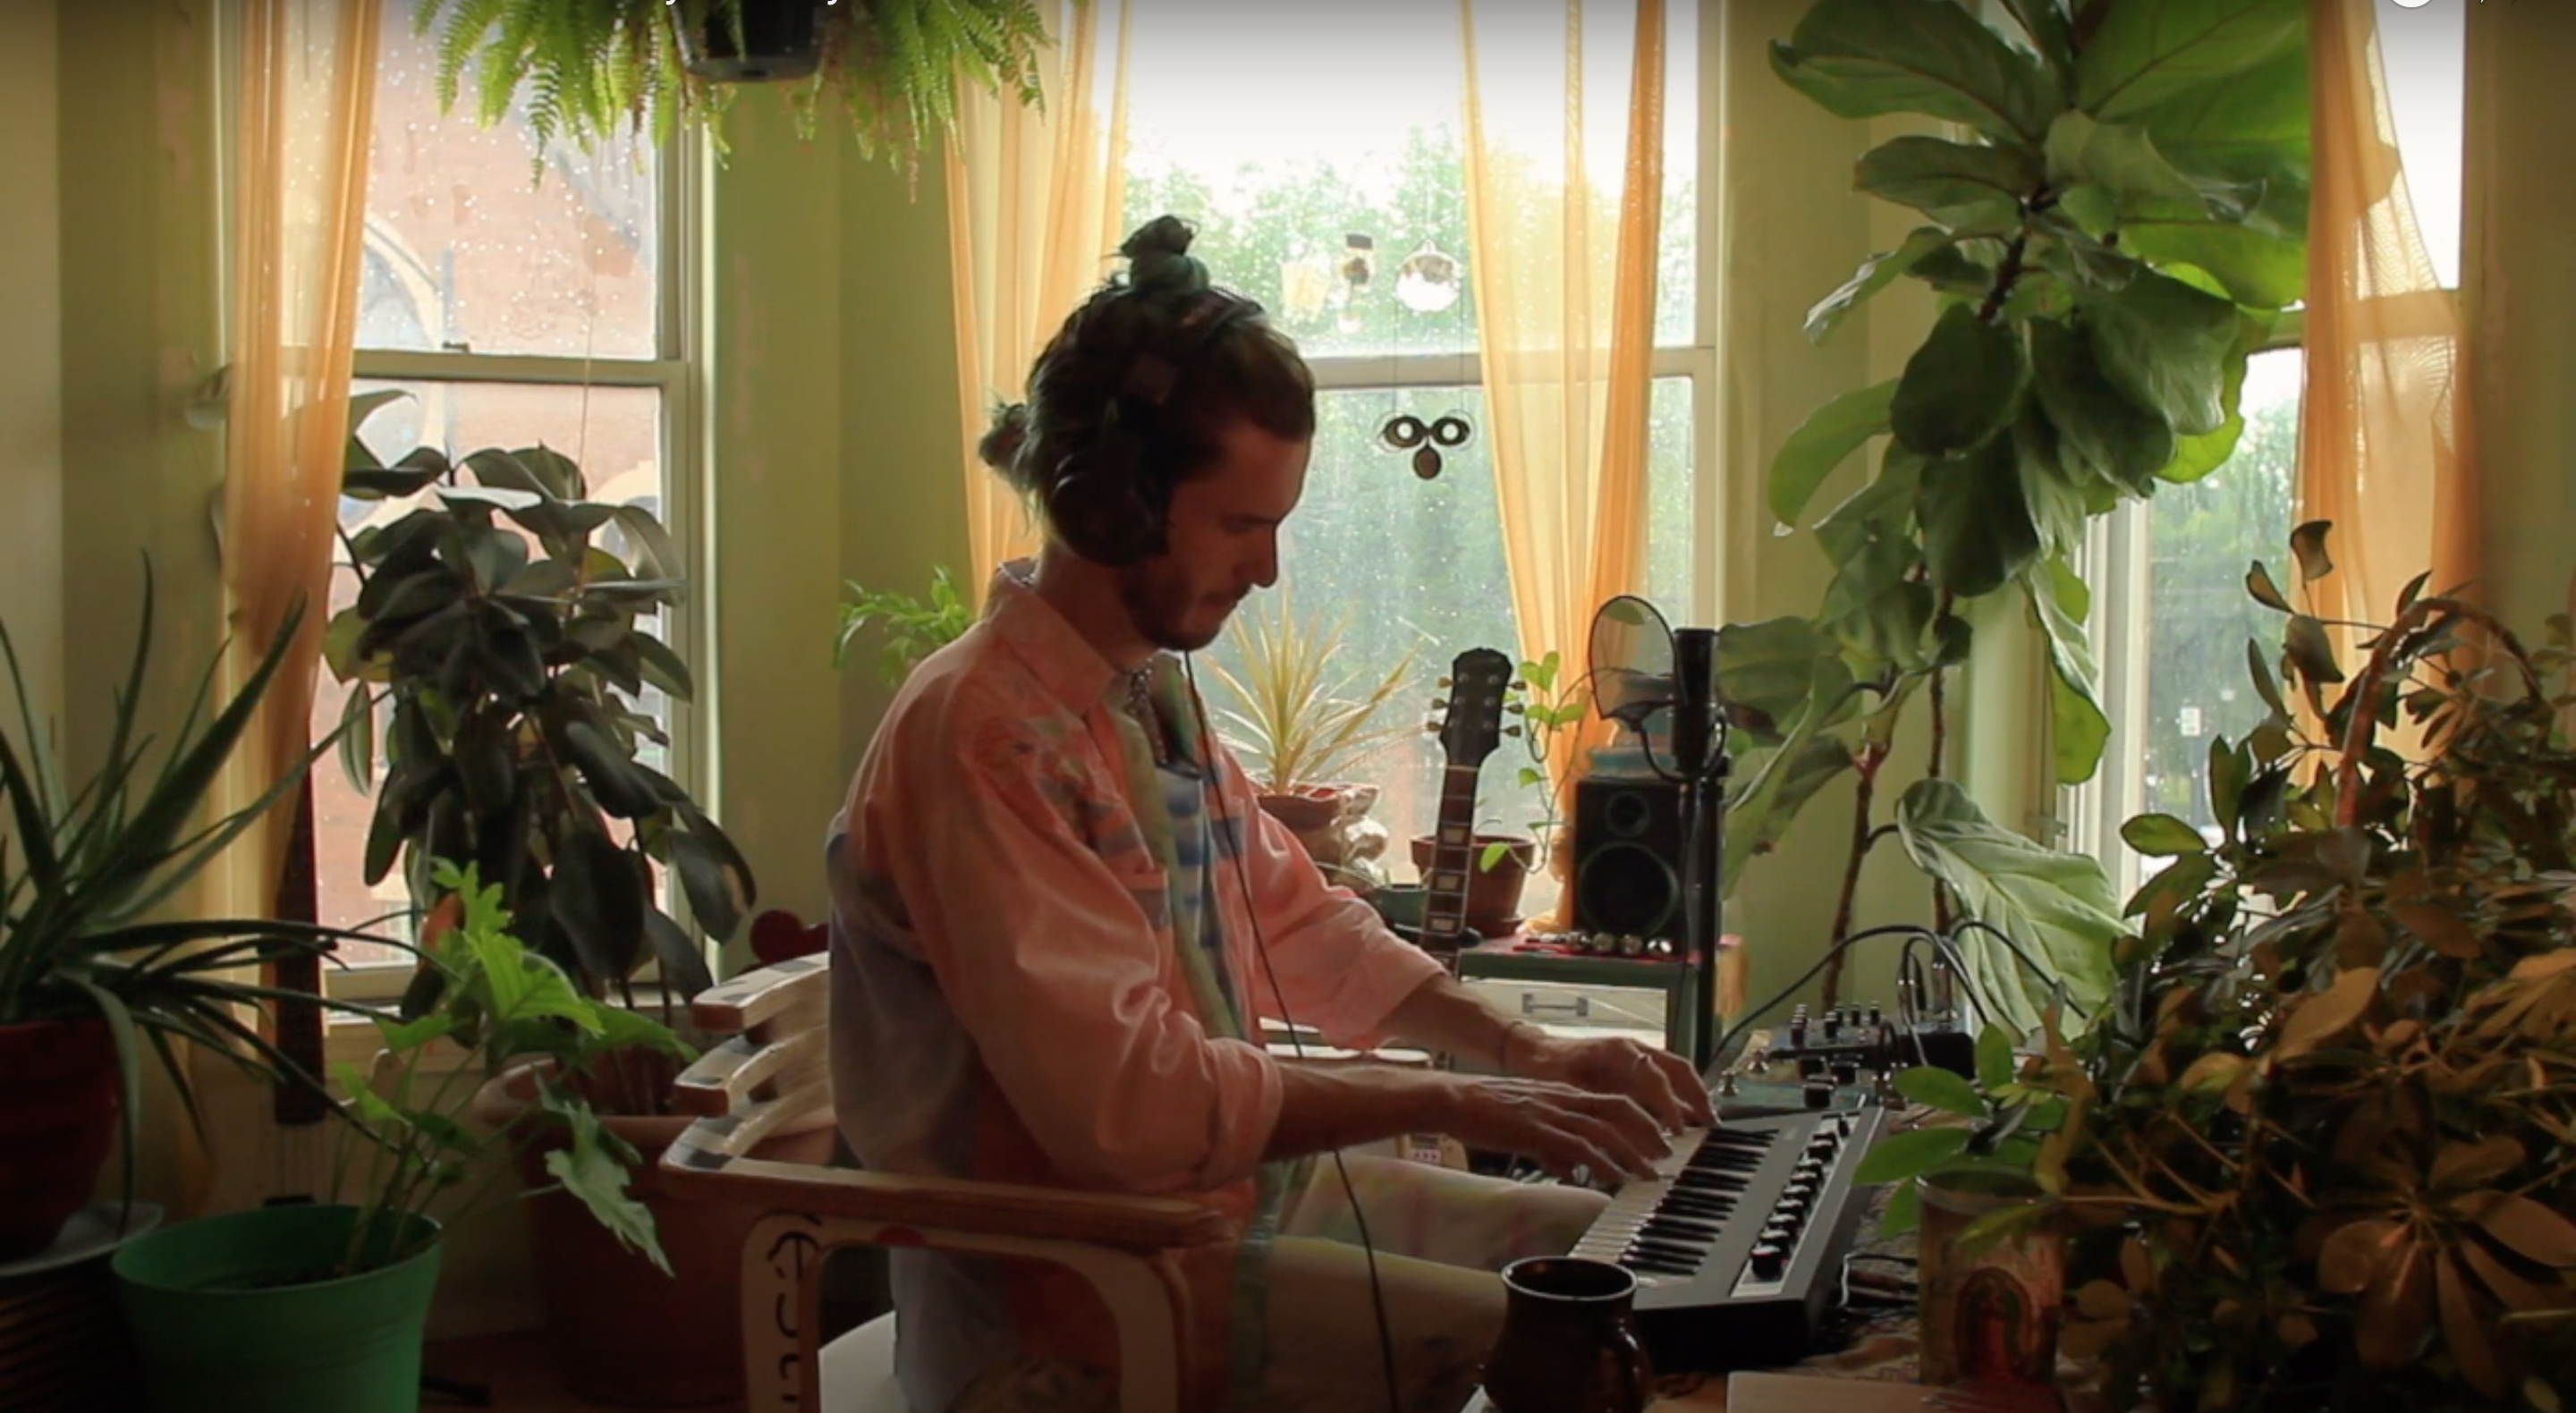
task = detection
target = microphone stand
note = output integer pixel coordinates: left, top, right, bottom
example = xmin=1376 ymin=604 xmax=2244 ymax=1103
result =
xmin=1668 ymin=629 xmax=1729 ymax=1073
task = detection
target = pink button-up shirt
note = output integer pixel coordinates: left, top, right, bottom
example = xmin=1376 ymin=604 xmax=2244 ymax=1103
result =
xmin=827 ymin=562 xmax=1445 ymax=1411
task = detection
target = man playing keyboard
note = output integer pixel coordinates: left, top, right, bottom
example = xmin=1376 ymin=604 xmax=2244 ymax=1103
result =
xmin=828 ymin=215 xmax=1712 ymax=1413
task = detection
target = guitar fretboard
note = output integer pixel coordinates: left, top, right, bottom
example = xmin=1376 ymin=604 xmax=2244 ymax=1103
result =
xmin=1417 ymin=764 xmax=1481 ymax=953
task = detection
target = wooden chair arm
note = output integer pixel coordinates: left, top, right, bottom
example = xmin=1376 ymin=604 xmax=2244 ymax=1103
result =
xmin=690 ymin=953 xmax=830 ymax=1035
xmin=670 ymin=1028 xmax=826 ymax=1119
xmin=661 ymin=1130 xmax=1233 ymax=1254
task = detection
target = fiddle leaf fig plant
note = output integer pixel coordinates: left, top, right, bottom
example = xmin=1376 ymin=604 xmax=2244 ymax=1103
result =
xmin=326 ymin=397 xmax=754 ymax=1004
xmin=1861 ymin=525 xmax=2576 ymax=1412
xmin=1724 ymin=0 xmax=2309 ymax=1021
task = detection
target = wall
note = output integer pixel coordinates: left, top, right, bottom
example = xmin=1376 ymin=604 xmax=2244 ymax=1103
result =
xmin=55 ymin=0 xmax=229 ymax=1211
xmin=707 ymin=97 xmax=966 ymax=958
xmin=0 ymin=1 xmax=62 ymax=728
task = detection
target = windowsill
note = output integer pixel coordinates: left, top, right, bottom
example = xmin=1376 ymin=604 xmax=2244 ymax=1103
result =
xmin=320 ymin=986 xmax=703 ymax=1079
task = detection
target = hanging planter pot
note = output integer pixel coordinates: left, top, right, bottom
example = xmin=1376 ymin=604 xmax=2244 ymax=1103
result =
xmin=677 ymin=0 xmax=825 ymax=83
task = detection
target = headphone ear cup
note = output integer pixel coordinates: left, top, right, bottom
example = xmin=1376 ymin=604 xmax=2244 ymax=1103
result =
xmin=1046 ymin=410 xmax=1168 ymax=567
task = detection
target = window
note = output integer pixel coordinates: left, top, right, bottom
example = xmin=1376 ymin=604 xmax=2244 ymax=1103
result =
xmin=1117 ymin=4 xmax=1710 ymax=910
xmin=314 ymin=0 xmax=701 ymax=992
xmin=2073 ymin=0 xmax=2465 ymax=900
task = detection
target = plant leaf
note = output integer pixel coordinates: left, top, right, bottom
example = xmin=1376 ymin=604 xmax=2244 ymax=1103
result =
xmin=2077 ymin=269 xmax=2243 ymax=436
xmin=1893 ymin=305 xmax=2029 ymax=459
xmin=1854 ymin=1124 xmax=1972 ymax=1186
xmin=2024 ymin=557 xmax=2109 ymax=784
xmin=1897 ymin=780 xmax=2121 ymax=1029
xmin=1918 ymin=437 xmax=2042 ymax=597
xmin=1855 ymin=136 xmax=2032 ymax=229
xmin=2122 ymin=814 xmax=2207 ymax=857
xmin=2275 ymin=966 xmax=2378 ymax=1061
xmin=1806 ymin=232 xmax=1956 ymax=345
xmin=2073 ymin=0 xmax=2305 ymax=122
xmin=1771 ymin=0 xmax=2060 ymax=146
xmin=1894 ymin=1066 xmax=1986 ymax=1118
xmin=2289 ymin=520 xmax=2335 ymax=582
xmin=1770 ymin=379 xmax=1897 ymax=526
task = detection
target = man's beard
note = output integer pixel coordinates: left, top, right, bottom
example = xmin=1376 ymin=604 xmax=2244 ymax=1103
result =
xmin=1117 ymin=563 xmax=1227 ymax=653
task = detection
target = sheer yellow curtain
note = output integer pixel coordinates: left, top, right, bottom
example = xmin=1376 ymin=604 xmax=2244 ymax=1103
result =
xmin=2300 ymin=0 xmax=2478 ymax=660
xmin=217 ymin=0 xmax=379 ymax=910
xmin=1461 ymin=0 xmax=1665 ymax=911
xmin=946 ymin=0 xmax=1133 ymax=601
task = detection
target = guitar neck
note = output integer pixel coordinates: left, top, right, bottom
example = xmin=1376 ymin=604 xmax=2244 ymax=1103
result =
xmin=1415 ymin=763 xmax=1481 ymax=960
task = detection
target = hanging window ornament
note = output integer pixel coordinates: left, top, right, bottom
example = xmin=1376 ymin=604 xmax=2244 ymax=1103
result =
xmin=1394 ymin=241 xmax=1462 ymax=314
xmin=1380 ymin=412 xmax=1454 ymax=479
xmin=1337 ymin=233 xmax=1375 ymax=334
xmin=1277 ymin=253 xmax=1334 ymax=322
xmin=1380 ymin=414 xmax=1433 ymax=477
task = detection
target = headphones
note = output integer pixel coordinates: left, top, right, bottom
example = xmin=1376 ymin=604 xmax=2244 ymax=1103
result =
xmin=1044 ymin=286 xmax=1265 ymax=567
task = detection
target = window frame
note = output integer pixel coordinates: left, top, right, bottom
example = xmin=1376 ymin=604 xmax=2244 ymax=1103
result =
xmin=1199 ymin=9 xmax=1721 ymax=912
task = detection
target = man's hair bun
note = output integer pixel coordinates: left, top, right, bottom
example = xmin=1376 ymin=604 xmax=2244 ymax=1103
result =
xmin=979 ymin=401 xmax=1034 ymax=486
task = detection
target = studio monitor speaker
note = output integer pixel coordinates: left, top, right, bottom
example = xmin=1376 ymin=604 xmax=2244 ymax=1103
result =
xmin=1572 ymin=775 xmax=1686 ymax=941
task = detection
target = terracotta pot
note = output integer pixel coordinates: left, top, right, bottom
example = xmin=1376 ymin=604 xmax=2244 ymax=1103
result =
xmin=471 ymin=1055 xmax=840 ymax=1406
xmin=1410 ymin=833 xmax=1536 ymax=938
xmin=0 ymin=1017 xmax=122 ymax=1261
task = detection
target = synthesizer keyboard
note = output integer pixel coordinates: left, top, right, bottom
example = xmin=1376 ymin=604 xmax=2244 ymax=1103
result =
xmin=1566 ymin=1104 xmax=1885 ymax=1374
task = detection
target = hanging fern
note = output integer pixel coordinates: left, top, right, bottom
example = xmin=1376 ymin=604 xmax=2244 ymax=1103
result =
xmin=414 ymin=0 xmax=1060 ymax=177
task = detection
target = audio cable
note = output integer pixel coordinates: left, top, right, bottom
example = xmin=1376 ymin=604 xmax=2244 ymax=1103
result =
xmin=1183 ymin=653 xmax=1406 ymax=1413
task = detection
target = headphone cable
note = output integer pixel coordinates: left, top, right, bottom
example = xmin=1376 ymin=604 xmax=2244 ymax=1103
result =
xmin=1182 ymin=652 xmax=1406 ymax=1413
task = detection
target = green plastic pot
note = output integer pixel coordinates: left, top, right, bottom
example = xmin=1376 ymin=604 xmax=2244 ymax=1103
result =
xmin=113 ymin=1203 xmax=443 ymax=1413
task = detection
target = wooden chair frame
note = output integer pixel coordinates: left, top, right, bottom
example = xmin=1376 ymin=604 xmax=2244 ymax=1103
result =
xmin=658 ymin=954 xmax=1230 ymax=1413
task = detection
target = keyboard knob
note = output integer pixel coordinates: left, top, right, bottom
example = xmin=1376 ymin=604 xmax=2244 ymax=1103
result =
xmin=1807 ymin=1135 xmax=1837 ymax=1158
xmin=1822 ymin=1014 xmax=1842 ymax=1040
xmin=1749 ymin=1244 xmax=1787 ymax=1281
xmin=1831 ymin=1061 xmax=1860 ymax=1087
xmin=1802 ymin=1081 xmax=1835 ymax=1110
xmin=1867 ymin=1003 xmax=1884 ymax=1026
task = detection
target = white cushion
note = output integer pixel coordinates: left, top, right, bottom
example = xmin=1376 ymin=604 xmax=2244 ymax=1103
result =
xmin=820 ymin=1312 xmax=911 ymax=1413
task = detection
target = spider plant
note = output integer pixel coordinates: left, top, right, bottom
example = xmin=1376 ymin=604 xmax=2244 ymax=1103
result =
xmin=1202 ymin=592 xmax=1420 ymax=796
xmin=0 ymin=561 xmax=385 ymax=1221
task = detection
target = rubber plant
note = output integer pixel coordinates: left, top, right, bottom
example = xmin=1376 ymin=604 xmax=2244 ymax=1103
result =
xmin=412 ymin=0 xmax=1055 ymax=172
xmin=1856 ymin=525 xmax=2576 ymax=1412
xmin=1726 ymin=0 xmax=2312 ymax=1025
xmin=325 ymin=393 xmax=756 ymax=1014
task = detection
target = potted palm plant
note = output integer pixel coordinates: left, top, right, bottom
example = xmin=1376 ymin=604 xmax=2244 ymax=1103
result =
xmin=112 ymin=860 xmax=686 ymax=1413
xmin=1202 ymin=591 xmax=1421 ymax=893
xmin=0 ymin=563 xmax=373 ymax=1263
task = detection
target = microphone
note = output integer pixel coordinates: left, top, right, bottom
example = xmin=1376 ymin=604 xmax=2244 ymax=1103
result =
xmin=1672 ymin=627 xmax=1716 ymax=781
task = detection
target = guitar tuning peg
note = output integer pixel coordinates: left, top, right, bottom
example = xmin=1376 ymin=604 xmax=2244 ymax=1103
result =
xmin=1436 ymin=676 xmax=1455 ymax=690
xmin=1423 ymin=717 xmax=1443 ymax=732
xmin=1504 ymin=724 xmax=1524 ymax=739
xmin=1505 ymin=702 xmax=1528 ymax=715
xmin=1431 ymin=698 xmax=1450 ymax=714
